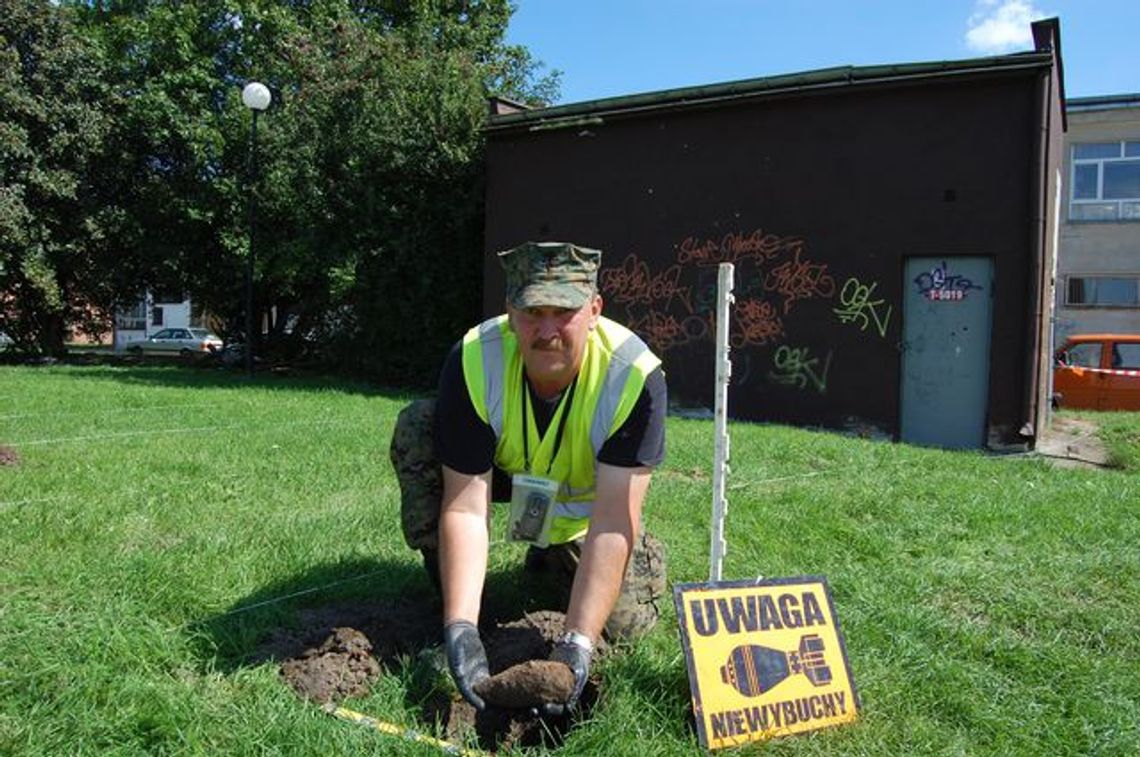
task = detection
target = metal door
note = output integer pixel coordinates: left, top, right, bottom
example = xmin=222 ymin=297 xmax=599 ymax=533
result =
xmin=899 ymin=257 xmax=994 ymax=449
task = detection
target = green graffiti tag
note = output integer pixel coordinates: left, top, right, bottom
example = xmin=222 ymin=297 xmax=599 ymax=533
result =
xmin=833 ymin=277 xmax=892 ymax=338
xmin=769 ymin=345 xmax=833 ymax=394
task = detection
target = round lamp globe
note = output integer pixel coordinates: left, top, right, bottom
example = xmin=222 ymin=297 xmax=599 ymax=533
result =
xmin=241 ymin=82 xmax=271 ymax=111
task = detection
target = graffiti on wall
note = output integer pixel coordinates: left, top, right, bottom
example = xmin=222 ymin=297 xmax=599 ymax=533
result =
xmin=599 ymin=254 xmax=692 ymax=311
xmin=594 ymin=225 xmax=897 ymax=398
xmin=677 ymin=230 xmax=804 ymax=267
xmin=763 ymin=248 xmax=836 ymax=314
xmin=833 ymin=277 xmax=892 ymax=338
xmin=626 ymin=311 xmax=711 ymax=354
xmin=732 ymin=298 xmax=784 ymax=348
xmin=768 ymin=345 xmax=833 ymax=394
xmin=913 ymin=260 xmax=983 ymax=302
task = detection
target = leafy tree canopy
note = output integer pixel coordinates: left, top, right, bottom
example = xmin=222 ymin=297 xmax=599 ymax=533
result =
xmin=4 ymin=0 xmax=558 ymax=375
xmin=1 ymin=0 xmax=125 ymax=353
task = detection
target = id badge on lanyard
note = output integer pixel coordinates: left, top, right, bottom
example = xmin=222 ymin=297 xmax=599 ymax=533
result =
xmin=507 ymin=375 xmax=576 ymax=547
xmin=508 ymin=474 xmax=559 ymax=546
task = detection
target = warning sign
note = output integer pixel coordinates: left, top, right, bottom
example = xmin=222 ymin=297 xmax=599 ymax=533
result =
xmin=674 ymin=576 xmax=859 ymax=750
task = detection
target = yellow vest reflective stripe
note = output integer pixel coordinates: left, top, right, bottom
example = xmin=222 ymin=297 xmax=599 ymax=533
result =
xmin=460 ymin=315 xmax=660 ymax=543
xmin=461 ymin=316 xmax=509 ymax=431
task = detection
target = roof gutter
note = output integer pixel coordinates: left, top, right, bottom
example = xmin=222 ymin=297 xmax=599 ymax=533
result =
xmin=1066 ymin=93 xmax=1140 ymax=112
xmin=485 ymin=56 xmax=1054 ymax=136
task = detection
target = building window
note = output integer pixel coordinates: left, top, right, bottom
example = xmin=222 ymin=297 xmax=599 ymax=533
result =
xmin=152 ymin=305 xmax=164 ymax=326
xmin=1065 ymin=275 xmax=1140 ymax=307
xmin=116 ymin=301 xmax=147 ymax=331
xmin=1070 ymin=141 xmax=1140 ymax=221
xmin=152 ymin=290 xmax=186 ymax=304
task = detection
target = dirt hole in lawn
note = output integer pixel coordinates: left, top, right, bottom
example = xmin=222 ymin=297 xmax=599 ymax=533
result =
xmin=262 ymin=600 xmax=599 ymax=752
xmin=0 ymin=445 xmax=20 ymax=467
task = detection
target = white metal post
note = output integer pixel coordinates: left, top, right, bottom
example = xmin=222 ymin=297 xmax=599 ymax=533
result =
xmin=710 ymin=263 xmax=734 ymax=581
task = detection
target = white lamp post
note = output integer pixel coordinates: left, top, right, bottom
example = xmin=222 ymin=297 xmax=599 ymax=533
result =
xmin=241 ymin=82 xmax=271 ymax=377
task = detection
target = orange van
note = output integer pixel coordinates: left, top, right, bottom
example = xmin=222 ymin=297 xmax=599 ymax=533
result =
xmin=1053 ymin=334 xmax=1140 ymax=411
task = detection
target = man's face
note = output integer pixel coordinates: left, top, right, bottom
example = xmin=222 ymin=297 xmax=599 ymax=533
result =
xmin=508 ymin=295 xmax=602 ymax=393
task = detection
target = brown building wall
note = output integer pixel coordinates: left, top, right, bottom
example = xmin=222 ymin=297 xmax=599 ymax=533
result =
xmin=484 ymin=68 xmax=1054 ymax=444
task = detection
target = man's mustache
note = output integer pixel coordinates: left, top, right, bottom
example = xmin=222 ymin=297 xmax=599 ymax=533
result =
xmin=530 ymin=337 xmax=564 ymax=351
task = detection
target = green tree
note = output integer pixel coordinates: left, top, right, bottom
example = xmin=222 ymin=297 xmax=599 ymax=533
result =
xmin=72 ymin=0 xmax=258 ymax=340
xmin=252 ymin=2 xmax=501 ymax=379
xmin=47 ymin=0 xmax=558 ymax=377
xmin=242 ymin=0 xmax=560 ymax=380
xmin=0 ymin=0 xmax=125 ymax=354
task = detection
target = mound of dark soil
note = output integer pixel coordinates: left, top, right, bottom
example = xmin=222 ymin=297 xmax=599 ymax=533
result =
xmin=271 ymin=602 xmax=600 ymax=752
xmin=0 ymin=445 xmax=20 ymax=467
xmin=280 ymin=627 xmax=380 ymax=703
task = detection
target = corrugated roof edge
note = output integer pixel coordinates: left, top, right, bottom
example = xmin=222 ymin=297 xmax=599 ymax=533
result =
xmin=1066 ymin=93 xmax=1140 ymax=112
xmin=485 ymin=52 xmax=1054 ymax=134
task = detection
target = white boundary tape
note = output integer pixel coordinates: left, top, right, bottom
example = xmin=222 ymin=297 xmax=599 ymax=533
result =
xmin=4 ymin=417 xmax=370 ymax=447
xmin=0 ymin=402 xmax=224 ymax=421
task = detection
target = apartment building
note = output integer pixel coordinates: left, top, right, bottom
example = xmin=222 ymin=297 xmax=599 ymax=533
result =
xmin=1055 ymin=94 xmax=1140 ymax=344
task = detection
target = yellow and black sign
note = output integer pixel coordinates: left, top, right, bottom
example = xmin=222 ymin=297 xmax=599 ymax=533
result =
xmin=673 ymin=576 xmax=859 ymax=750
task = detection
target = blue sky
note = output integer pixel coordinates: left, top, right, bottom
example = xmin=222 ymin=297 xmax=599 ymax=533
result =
xmin=506 ymin=1 xmax=1139 ymax=105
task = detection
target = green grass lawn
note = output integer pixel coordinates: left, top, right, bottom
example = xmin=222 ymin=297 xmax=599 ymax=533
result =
xmin=2 ymin=364 xmax=1138 ymax=755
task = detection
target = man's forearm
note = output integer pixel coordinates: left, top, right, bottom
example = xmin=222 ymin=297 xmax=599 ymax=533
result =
xmin=564 ymin=465 xmax=651 ymax=641
xmin=438 ymin=467 xmax=491 ymax=626
xmin=563 ymin=528 xmax=633 ymax=641
xmin=439 ymin=507 xmax=488 ymax=624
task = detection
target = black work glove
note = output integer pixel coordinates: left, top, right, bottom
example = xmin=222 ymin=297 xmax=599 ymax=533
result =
xmin=443 ymin=620 xmax=490 ymax=711
xmin=538 ymin=632 xmax=592 ymax=717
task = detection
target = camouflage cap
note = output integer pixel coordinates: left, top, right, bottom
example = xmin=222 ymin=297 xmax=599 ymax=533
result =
xmin=498 ymin=241 xmax=601 ymax=310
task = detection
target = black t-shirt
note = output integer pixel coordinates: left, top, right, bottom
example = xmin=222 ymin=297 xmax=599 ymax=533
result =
xmin=433 ymin=340 xmax=667 ymax=476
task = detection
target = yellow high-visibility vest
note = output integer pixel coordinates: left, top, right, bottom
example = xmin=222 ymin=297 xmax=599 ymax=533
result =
xmin=461 ymin=315 xmax=660 ymax=543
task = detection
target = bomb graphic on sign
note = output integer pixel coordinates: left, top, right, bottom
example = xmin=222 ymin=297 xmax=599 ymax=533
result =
xmin=720 ymin=634 xmax=833 ymax=697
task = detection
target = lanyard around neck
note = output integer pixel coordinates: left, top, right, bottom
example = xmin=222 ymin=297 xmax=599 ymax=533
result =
xmin=521 ymin=372 xmax=578 ymax=476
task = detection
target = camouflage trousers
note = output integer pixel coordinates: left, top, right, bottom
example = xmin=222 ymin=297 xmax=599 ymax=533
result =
xmin=389 ymin=398 xmax=667 ymax=641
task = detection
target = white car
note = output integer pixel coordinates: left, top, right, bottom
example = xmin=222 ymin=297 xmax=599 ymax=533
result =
xmin=127 ymin=328 xmax=223 ymax=357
